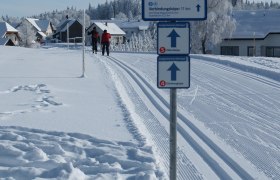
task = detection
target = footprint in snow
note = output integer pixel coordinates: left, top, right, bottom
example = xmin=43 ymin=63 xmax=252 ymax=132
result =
xmin=0 ymin=84 xmax=62 ymax=119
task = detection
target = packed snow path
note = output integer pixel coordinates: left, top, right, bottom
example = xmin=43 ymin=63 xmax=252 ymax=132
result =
xmin=96 ymin=52 xmax=279 ymax=180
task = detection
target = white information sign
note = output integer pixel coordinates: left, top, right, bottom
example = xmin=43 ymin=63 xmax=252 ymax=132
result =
xmin=157 ymin=56 xmax=190 ymax=89
xmin=142 ymin=0 xmax=207 ymax=21
xmin=158 ymin=22 xmax=190 ymax=55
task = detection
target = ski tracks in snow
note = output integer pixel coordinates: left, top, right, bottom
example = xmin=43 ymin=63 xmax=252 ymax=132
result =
xmin=95 ymin=54 xmax=267 ymax=180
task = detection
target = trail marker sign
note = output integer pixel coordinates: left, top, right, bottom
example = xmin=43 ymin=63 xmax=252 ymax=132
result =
xmin=157 ymin=22 xmax=190 ymax=55
xmin=142 ymin=1 xmax=207 ymax=179
xmin=142 ymin=0 xmax=207 ymax=21
xmin=157 ymin=56 xmax=190 ymax=88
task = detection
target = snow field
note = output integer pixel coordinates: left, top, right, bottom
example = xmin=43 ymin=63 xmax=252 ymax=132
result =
xmin=1 ymin=46 xmax=279 ymax=179
xmin=0 ymin=47 xmax=162 ymax=179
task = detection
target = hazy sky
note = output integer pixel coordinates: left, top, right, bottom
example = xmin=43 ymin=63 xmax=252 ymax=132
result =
xmin=0 ymin=0 xmax=280 ymax=17
xmin=0 ymin=0 xmax=111 ymax=17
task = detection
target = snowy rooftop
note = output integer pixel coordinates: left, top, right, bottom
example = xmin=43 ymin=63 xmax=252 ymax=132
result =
xmin=231 ymin=9 xmax=280 ymax=39
xmin=37 ymin=31 xmax=47 ymax=37
xmin=0 ymin=22 xmax=18 ymax=38
xmin=26 ymin=18 xmax=50 ymax=32
xmin=119 ymin=20 xmax=150 ymax=30
xmin=35 ymin=20 xmax=51 ymax=32
xmin=94 ymin=22 xmax=125 ymax=35
xmin=93 ymin=20 xmax=150 ymax=31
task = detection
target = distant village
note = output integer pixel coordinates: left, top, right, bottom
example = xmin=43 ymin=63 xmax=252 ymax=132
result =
xmin=0 ymin=16 xmax=150 ymax=47
xmin=1 ymin=0 xmax=280 ymax=57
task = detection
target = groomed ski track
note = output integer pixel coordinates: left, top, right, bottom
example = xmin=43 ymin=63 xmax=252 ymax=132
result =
xmin=89 ymin=53 xmax=268 ymax=180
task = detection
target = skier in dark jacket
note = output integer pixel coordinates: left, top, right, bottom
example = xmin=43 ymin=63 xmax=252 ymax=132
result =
xmin=101 ymin=29 xmax=111 ymax=56
xmin=88 ymin=27 xmax=99 ymax=54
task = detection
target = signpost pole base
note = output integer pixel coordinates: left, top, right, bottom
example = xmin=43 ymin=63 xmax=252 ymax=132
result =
xmin=170 ymin=88 xmax=177 ymax=180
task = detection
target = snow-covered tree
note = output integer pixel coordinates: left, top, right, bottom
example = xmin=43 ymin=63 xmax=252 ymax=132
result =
xmin=235 ymin=0 xmax=244 ymax=9
xmin=87 ymin=0 xmax=141 ymax=20
xmin=191 ymin=0 xmax=236 ymax=54
xmin=115 ymin=12 xmax=128 ymax=20
xmin=111 ymin=30 xmax=156 ymax=52
xmin=17 ymin=20 xmax=37 ymax=47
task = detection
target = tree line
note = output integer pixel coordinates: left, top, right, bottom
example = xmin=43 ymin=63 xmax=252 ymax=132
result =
xmin=233 ymin=0 xmax=280 ymax=10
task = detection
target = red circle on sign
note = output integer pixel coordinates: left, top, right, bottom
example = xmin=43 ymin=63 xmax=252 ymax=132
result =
xmin=160 ymin=80 xmax=166 ymax=87
xmin=159 ymin=47 xmax=166 ymax=53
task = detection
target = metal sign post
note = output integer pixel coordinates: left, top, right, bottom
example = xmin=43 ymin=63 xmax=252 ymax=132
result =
xmin=81 ymin=9 xmax=86 ymax=78
xmin=142 ymin=1 xmax=207 ymax=179
xmin=170 ymin=88 xmax=177 ymax=180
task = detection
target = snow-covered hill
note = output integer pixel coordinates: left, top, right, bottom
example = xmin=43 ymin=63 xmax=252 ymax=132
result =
xmin=0 ymin=46 xmax=279 ymax=179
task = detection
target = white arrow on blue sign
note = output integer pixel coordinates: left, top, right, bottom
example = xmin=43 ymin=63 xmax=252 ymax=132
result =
xmin=157 ymin=22 xmax=190 ymax=55
xmin=157 ymin=55 xmax=190 ymax=89
xmin=142 ymin=0 xmax=207 ymax=21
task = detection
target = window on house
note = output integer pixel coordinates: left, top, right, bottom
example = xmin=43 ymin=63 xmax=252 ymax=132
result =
xmin=247 ymin=46 xmax=254 ymax=56
xmin=275 ymin=48 xmax=280 ymax=57
xmin=266 ymin=47 xmax=280 ymax=57
xmin=221 ymin=46 xmax=239 ymax=56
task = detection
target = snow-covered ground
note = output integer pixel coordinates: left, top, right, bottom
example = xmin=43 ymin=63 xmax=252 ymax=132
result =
xmin=0 ymin=46 xmax=279 ymax=179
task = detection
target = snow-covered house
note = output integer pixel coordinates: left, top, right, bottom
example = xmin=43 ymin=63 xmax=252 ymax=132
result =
xmin=116 ymin=20 xmax=150 ymax=41
xmin=86 ymin=22 xmax=125 ymax=45
xmin=26 ymin=18 xmax=54 ymax=36
xmin=0 ymin=21 xmax=20 ymax=46
xmin=213 ymin=10 xmax=280 ymax=57
xmin=53 ymin=19 xmax=83 ymax=43
xmin=89 ymin=20 xmax=150 ymax=41
xmin=17 ymin=18 xmax=54 ymax=42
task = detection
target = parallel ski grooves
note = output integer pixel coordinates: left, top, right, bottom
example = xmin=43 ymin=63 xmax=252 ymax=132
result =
xmin=100 ymin=55 xmax=203 ymax=180
xmin=106 ymin=55 xmax=254 ymax=180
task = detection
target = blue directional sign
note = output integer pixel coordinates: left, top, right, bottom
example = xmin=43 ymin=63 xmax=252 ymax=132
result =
xmin=168 ymin=30 xmax=180 ymax=48
xmin=197 ymin=4 xmax=201 ymax=12
xmin=157 ymin=56 xmax=190 ymax=89
xmin=157 ymin=22 xmax=190 ymax=55
xmin=168 ymin=63 xmax=180 ymax=81
xmin=142 ymin=0 xmax=207 ymax=21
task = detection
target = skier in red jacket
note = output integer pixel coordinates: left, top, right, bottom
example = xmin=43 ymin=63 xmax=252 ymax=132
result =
xmin=101 ymin=30 xmax=111 ymax=56
xmin=87 ymin=27 xmax=99 ymax=54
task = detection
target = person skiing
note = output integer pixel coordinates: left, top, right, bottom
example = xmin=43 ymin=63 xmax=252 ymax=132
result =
xmin=101 ymin=29 xmax=111 ymax=56
xmin=87 ymin=27 xmax=99 ymax=54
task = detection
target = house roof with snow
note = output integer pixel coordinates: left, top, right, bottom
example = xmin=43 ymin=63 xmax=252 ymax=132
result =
xmin=93 ymin=22 xmax=125 ymax=35
xmin=37 ymin=31 xmax=47 ymax=38
xmin=228 ymin=9 xmax=280 ymax=39
xmin=118 ymin=20 xmax=150 ymax=30
xmin=92 ymin=20 xmax=150 ymax=31
xmin=26 ymin=18 xmax=52 ymax=32
xmin=0 ymin=22 xmax=18 ymax=38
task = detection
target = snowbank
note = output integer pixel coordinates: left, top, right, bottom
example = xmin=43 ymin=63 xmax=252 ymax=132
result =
xmin=0 ymin=126 xmax=161 ymax=180
xmin=192 ymin=54 xmax=280 ymax=82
